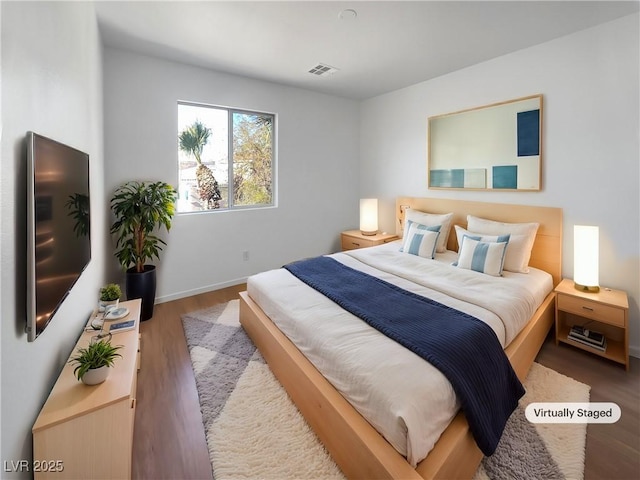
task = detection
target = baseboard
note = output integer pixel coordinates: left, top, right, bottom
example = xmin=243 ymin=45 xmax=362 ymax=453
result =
xmin=155 ymin=277 xmax=248 ymax=304
xmin=630 ymin=345 xmax=640 ymax=359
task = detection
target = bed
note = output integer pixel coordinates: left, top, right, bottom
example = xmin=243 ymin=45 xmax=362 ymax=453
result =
xmin=239 ymin=197 xmax=563 ymax=479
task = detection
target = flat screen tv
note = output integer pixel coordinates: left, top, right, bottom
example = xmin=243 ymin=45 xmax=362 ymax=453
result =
xmin=26 ymin=132 xmax=91 ymax=342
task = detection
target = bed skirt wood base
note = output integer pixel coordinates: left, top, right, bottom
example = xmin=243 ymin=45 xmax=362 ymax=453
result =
xmin=239 ymin=290 xmax=555 ymax=479
xmin=239 ymin=291 xmax=421 ymax=479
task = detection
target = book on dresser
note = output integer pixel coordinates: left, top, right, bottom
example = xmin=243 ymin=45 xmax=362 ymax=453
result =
xmin=108 ymin=319 xmax=136 ymax=333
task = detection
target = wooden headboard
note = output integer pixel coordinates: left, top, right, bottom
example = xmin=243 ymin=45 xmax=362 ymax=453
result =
xmin=396 ymin=197 xmax=563 ymax=285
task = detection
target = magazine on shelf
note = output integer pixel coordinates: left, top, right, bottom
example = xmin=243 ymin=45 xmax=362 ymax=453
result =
xmin=568 ymin=334 xmax=607 ymax=352
xmin=568 ymin=331 xmax=605 ymax=347
xmin=569 ymin=325 xmax=605 ymax=346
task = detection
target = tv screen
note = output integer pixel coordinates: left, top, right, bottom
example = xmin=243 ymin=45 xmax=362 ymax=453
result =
xmin=26 ymin=132 xmax=91 ymax=342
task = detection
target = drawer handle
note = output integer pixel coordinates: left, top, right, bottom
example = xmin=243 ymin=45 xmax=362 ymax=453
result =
xmin=582 ymin=306 xmax=595 ymax=312
xmin=352 ymin=242 xmax=360 ymax=247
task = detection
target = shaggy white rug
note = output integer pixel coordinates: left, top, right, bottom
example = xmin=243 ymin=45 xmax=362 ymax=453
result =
xmin=182 ymin=300 xmax=590 ymax=480
xmin=474 ymin=363 xmax=590 ymax=480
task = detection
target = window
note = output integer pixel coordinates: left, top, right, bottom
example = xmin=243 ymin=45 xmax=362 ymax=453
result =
xmin=177 ymin=102 xmax=275 ymax=213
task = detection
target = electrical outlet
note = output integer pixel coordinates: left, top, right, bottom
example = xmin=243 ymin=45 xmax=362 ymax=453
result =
xmin=399 ymin=205 xmax=410 ymax=228
xmin=242 ymin=250 xmax=249 ymax=261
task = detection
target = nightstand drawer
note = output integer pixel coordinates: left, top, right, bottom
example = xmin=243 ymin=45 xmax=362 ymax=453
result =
xmin=340 ymin=230 xmax=398 ymax=251
xmin=557 ymin=294 xmax=625 ymax=327
xmin=341 ymin=237 xmax=375 ymax=250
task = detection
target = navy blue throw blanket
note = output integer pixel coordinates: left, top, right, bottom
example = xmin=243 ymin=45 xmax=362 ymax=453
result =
xmin=284 ymin=256 xmax=524 ymax=456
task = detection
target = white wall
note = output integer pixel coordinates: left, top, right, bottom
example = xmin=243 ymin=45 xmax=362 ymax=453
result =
xmin=0 ymin=2 xmax=105 ymax=476
xmin=1 ymin=6 xmax=635 ymax=472
xmin=360 ymin=13 xmax=640 ymax=356
xmin=103 ymin=48 xmax=360 ymax=302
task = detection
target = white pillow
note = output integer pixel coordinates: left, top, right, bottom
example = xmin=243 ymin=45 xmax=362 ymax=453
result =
xmin=404 ymin=210 xmax=453 ymax=253
xmin=455 ymin=237 xmax=509 ymax=276
xmin=466 ymin=215 xmax=539 ymax=273
xmin=455 ymin=225 xmax=530 ymax=273
xmin=454 ymin=225 xmax=511 ymax=249
xmin=401 ymin=222 xmax=440 ymax=259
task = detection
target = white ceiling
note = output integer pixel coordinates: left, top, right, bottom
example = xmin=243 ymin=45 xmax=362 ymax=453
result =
xmin=96 ymin=1 xmax=639 ymax=100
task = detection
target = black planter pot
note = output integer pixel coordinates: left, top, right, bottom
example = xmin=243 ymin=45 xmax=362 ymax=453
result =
xmin=125 ymin=265 xmax=156 ymax=321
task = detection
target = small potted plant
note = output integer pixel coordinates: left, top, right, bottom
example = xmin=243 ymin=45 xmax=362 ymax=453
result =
xmin=99 ymin=283 xmax=122 ymax=312
xmin=69 ymin=339 xmax=123 ymax=385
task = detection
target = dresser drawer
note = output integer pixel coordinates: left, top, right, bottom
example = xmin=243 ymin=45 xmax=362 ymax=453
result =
xmin=557 ymin=294 xmax=625 ymax=327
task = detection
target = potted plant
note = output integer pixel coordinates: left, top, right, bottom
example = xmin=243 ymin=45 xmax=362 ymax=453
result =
xmin=110 ymin=181 xmax=177 ymax=320
xmin=68 ymin=339 xmax=123 ymax=385
xmin=98 ymin=283 xmax=122 ymax=311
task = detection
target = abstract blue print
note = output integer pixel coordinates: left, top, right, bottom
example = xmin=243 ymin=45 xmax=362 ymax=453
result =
xmin=517 ymin=109 xmax=540 ymax=156
xmin=430 ymin=169 xmax=464 ymax=188
xmin=493 ymin=165 xmax=518 ymax=189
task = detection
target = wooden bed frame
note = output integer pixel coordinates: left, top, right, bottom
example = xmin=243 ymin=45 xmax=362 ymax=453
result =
xmin=239 ymin=197 xmax=563 ymax=479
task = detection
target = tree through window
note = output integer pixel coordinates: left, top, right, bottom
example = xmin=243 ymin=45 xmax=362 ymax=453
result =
xmin=177 ymin=102 xmax=275 ymax=213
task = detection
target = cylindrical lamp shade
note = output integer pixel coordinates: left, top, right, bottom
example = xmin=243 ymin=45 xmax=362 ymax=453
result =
xmin=574 ymin=225 xmax=599 ymax=292
xmin=360 ymin=198 xmax=378 ymax=236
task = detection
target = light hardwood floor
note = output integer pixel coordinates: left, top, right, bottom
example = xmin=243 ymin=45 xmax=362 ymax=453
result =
xmin=133 ymin=285 xmax=640 ymax=480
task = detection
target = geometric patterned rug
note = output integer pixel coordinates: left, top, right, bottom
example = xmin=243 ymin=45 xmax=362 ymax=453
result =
xmin=182 ymin=299 xmax=590 ymax=480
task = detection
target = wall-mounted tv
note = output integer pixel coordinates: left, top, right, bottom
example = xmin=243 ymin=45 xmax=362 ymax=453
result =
xmin=26 ymin=132 xmax=91 ymax=342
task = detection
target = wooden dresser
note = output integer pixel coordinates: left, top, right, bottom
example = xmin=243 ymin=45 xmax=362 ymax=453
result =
xmin=32 ymin=299 xmax=141 ymax=479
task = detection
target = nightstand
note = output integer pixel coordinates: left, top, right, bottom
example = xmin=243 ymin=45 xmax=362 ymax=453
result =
xmin=341 ymin=230 xmax=398 ymax=251
xmin=554 ymin=278 xmax=629 ymax=370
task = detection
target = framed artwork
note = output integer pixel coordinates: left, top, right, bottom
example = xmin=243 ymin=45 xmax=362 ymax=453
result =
xmin=428 ymin=94 xmax=542 ymax=191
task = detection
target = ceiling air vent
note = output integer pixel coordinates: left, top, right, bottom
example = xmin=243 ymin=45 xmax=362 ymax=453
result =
xmin=308 ymin=63 xmax=339 ymax=77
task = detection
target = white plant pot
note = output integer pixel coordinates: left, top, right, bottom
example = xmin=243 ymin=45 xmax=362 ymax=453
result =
xmin=98 ymin=299 xmax=119 ymax=312
xmin=81 ymin=366 xmax=110 ymax=385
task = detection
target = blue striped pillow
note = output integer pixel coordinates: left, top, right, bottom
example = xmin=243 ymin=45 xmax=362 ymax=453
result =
xmin=456 ymin=237 xmax=509 ymax=276
xmin=400 ymin=221 xmax=441 ymax=252
xmin=401 ymin=222 xmax=441 ymax=259
xmin=454 ymin=225 xmax=511 ymax=250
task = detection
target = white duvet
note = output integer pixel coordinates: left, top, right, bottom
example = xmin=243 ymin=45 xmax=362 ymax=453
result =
xmin=246 ymin=241 xmax=552 ymax=466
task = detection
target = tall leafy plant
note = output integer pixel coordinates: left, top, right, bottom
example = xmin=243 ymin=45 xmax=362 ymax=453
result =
xmin=110 ymin=181 xmax=178 ymax=273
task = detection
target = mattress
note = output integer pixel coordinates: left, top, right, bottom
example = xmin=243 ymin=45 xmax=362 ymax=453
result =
xmin=246 ymin=240 xmax=553 ymax=466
